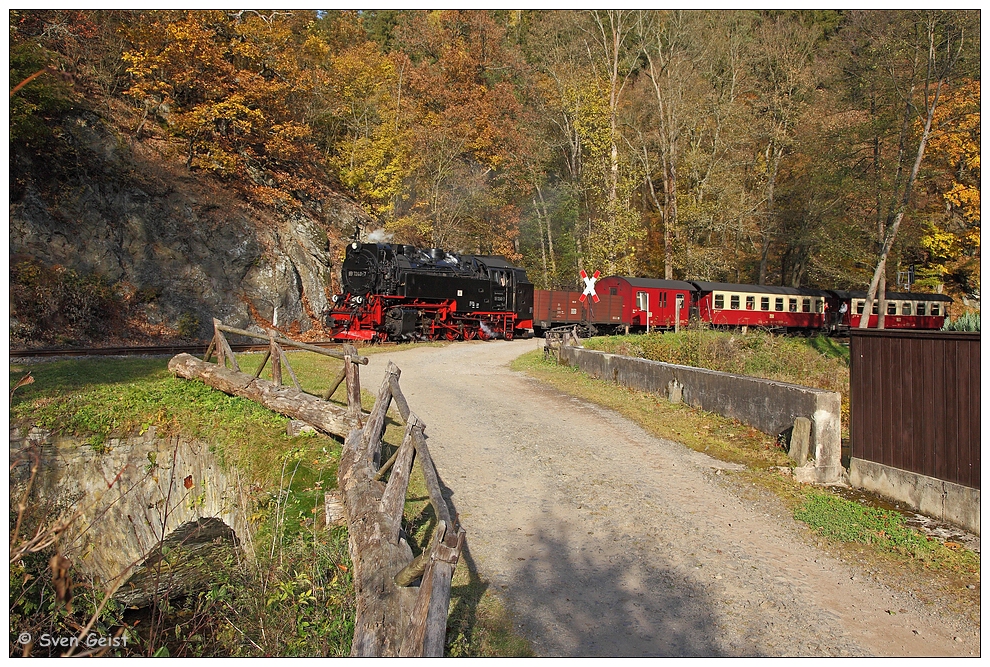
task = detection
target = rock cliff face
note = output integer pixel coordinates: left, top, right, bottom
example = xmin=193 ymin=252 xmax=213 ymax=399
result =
xmin=9 ymin=111 xmax=374 ymax=340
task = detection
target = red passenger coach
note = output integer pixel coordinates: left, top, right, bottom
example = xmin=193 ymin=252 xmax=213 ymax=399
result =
xmin=693 ymin=282 xmax=828 ymax=331
xmin=829 ymin=290 xmax=951 ymax=330
xmin=595 ymin=277 xmax=695 ymax=330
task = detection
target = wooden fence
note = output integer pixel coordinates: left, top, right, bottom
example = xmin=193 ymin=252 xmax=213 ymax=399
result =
xmin=849 ymin=329 xmax=980 ymax=490
xmin=171 ymin=320 xmax=464 ymax=656
xmin=543 ymin=325 xmax=583 ymax=361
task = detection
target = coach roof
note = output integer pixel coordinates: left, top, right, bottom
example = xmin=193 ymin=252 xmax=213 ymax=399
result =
xmin=831 ymin=290 xmax=953 ymax=302
xmin=606 ymin=276 xmax=696 ymax=291
xmin=691 ymin=281 xmax=831 ymax=297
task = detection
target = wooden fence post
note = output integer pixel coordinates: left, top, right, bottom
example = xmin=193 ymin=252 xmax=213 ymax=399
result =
xmin=269 ymin=332 xmax=282 ymax=387
xmin=336 ymin=363 xmax=464 ymax=657
xmin=343 ymin=343 xmax=361 ymax=419
xmin=213 ymin=318 xmax=240 ymax=372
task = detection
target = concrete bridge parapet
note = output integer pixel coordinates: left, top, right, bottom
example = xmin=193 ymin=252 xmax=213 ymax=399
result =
xmin=559 ymin=345 xmax=844 ymax=484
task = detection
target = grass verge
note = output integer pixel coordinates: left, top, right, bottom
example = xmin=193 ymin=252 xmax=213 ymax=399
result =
xmin=583 ymin=328 xmax=851 ymax=431
xmin=511 ymin=349 xmax=791 ymax=469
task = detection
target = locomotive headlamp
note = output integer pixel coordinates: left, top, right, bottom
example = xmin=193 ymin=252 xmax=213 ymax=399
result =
xmin=352 ymin=295 xmax=365 ymax=305
xmin=331 ymin=294 xmax=340 ymax=304
xmin=351 ymin=242 xmax=359 ymax=250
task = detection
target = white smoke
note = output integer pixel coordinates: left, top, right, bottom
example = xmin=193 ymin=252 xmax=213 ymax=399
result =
xmin=367 ymin=228 xmax=393 ymax=243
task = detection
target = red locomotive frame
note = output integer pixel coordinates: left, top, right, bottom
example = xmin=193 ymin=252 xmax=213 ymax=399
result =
xmin=328 ymin=294 xmax=527 ymax=342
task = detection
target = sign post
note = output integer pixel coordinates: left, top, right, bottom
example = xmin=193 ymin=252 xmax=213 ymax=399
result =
xmin=579 ymin=269 xmax=600 ymax=334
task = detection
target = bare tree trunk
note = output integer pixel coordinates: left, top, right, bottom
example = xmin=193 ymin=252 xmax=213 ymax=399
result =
xmin=533 ymin=197 xmax=548 ymax=286
xmin=535 ymin=183 xmax=557 ymax=282
xmin=860 ymin=79 xmax=946 ymax=327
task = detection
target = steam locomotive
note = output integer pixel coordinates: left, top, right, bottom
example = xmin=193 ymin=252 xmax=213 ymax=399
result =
xmin=326 ymin=241 xmax=534 ymax=341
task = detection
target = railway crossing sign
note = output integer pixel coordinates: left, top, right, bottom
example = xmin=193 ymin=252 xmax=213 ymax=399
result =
xmin=579 ymin=269 xmax=601 ymax=303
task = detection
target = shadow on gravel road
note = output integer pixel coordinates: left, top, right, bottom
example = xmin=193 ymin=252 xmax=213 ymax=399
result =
xmin=506 ymin=520 xmax=758 ymax=657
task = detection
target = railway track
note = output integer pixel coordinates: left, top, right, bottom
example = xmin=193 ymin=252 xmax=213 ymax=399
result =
xmin=9 ymin=340 xmax=372 ymax=358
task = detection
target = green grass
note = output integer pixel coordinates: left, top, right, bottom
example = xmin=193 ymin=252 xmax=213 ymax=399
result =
xmin=795 ymin=489 xmax=980 ymax=573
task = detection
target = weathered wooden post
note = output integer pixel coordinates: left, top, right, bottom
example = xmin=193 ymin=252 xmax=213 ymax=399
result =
xmin=338 ymin=361 xmax=465 ymax=657
xmin=269 ymin=331 xmax=282 ymax=386
xmin=343 ymin=343 xmax=361 ymax=419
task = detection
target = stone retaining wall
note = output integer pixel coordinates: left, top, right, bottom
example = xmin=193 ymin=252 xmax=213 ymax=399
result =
xmin=10 ymin=426 xmax=254 ymax=605
xmin=559 ymin=345 xmax=843 ymax=483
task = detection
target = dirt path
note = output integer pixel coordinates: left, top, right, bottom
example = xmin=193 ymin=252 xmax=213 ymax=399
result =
xmin=363 ymin=340 xmax=978 ymax=657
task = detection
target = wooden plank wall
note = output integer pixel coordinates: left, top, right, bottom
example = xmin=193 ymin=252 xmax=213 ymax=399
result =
xmin=850 ymin=330 xmax=980 ymax=489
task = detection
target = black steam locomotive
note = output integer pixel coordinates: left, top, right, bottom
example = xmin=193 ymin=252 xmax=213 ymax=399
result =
xmin=327 ymin=241 xmax=535 ymax=341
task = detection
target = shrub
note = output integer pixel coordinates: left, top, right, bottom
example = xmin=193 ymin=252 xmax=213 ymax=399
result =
xmin=176 ymin=313 xmax=200 ymax=339
xmin=10 ymin=259 xmax=126 ymax=344
xmin=942 ymin=311 xmax=980 ymax=332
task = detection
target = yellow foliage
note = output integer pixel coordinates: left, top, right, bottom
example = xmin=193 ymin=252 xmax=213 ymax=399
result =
xmin=925 ymin=79 xmax=980 ymax=224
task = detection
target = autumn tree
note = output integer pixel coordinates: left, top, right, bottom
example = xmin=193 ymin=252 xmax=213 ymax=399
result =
xmin=122 ymin=10 xmax=329 ymax=206
xmin=843 ymin=10 xmax=977 ymax=327
xmin=386 ymin=10 xmax=527 ymax=258
xmin=913 ymin=79 xmax=980 ymax=295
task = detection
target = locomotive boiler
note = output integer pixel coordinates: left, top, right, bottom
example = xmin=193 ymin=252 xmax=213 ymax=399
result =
xmin=327 ymin=241 xmax=534 ymax=342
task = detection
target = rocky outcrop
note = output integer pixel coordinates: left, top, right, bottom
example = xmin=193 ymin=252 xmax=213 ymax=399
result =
xmin=9 ymin=111 xmax=374 ymax=339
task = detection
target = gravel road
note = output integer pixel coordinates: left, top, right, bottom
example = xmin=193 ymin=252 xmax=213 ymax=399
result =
xmin=363 ymin=339 xmax=979 ymax=657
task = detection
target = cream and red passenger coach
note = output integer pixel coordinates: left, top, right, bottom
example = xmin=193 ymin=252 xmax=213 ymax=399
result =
xmin=692 ymin=281 xmax=829 ymax=331
xmin=828 ymin=290 xmax=952 ymax=330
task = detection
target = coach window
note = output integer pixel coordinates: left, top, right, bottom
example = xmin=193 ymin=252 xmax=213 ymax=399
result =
xmin=930 ymin=303 xmax=940 ymax=316
xmin=730 ymin=295 xmax=740 ymax=309
xmin=714 ymin=293 xmax=724 ymax=309
xmin=916 ymin=302 xmax=926 ymax=316
xmin=887 ymin=301 xmax=897 ymax=315
xmin=856 ymin=300 xmax=865 ymax=314
xmin=788 ymin=298 xmax=797 ymax=312
xmin=636 ymin=291 xmax=649 ymax=311
xmin=775 ymin=297 xmax=784 ymax=311
xmin=802 ymin=298 xmax=811 ymax=313
xmin=761 ymin=296 xmax=770 ymax=310
xmin=610 ymin=287 xmax=617 ymax=296
xmin=901 ymin=302 xmax=912 ymax=315
xmin=745 ymin=295 xmax=755 ymax=310
xmin=661 ymin=293 xmax=668 ymax=308
xmin=815 ymin=299 xmax=824 ymax=313
xmin=872 ymin=301 xmax=879 ymax=314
